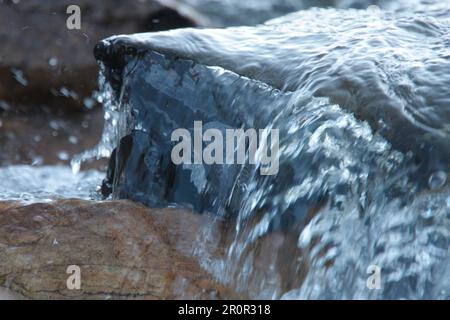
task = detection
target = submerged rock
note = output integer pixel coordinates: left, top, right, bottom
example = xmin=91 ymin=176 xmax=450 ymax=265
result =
xmin=0 ymin=200 xmax=232 ymax=299
xmin=96 ymin=7 xmax=449 ymax=210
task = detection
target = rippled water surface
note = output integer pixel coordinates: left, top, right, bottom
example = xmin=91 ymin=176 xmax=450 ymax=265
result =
xmin=0 ymin=166 xmax=103 ymax=202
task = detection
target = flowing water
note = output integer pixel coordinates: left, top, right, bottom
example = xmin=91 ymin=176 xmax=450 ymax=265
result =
xmin=1 ymin=1 xmax=449 ymax=299
xmin=0 ymin=166 xmax=103 ymax=202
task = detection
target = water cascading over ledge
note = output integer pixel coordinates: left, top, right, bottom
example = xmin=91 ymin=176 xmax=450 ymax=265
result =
xmin=86 ymin=7 xmax=449 ymax=299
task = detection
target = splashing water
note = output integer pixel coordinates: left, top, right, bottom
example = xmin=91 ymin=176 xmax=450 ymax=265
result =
xmin=79 ymin=4 xmax=450 ymax=299
xmin=192 ymin=92 xmax=448 ymax=300
xmin=69 ymin=63 xmax=133 ymax=175
xmin=0 ymin=165 xmax=103 ymax=203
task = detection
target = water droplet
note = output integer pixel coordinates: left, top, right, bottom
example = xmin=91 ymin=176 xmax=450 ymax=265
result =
xmin=0 ymin=101 xmax=11 ymax=111
xmin=59 ymin=87 xmax=78 ymax=99
xmin=48 ymin=57 xmax=58 ymax=67
xmin=49 ymin=120 xmax=59 ymax=130
xmin=68 ymin=136 xmax=79 ymax=144
xmin=428 ymin=171 xmax=447 ymax=190
xmin=71 ymin=160 xmax=81 ymax=175
xmin=421 ymin=208 xmax=435 ymax=219
xmin=31 ymin=157 xmax=43 ymax=166
xmin=83 ymin=97 xmax=95 ymax=109
xmin=11 ymin=68 xmax=28 ymax=86
xmin=298 ymin=222 xmax=313 ymax=248
xmin=367 ymin=5 xmax=381 ymax=14
xmin=58 ymin=151 xmax=69 ymax=161
xmin=60 ymin=87 xmax=69 ymax=97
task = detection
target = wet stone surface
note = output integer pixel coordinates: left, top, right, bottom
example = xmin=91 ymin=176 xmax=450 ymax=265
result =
xmin=0 ymin=199 xmax=235 ymax=299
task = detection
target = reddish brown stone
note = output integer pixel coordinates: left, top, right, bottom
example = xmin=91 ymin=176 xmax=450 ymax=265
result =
xmin=0 ymin=199 xmax=233 ymax=299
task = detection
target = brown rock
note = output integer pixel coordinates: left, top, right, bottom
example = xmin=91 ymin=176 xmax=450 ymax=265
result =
xmin=0 ymin=199 xmax=233 ymax=299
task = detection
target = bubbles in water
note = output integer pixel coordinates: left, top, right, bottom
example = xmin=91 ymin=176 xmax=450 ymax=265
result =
xmin=428 ymin=171 xmax=447 ymax=190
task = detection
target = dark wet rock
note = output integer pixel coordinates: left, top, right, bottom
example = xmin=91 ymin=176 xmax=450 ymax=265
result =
xmin=95 ymin=7 xmax=449 ymax=217
xmin=0 ymin=0 xmax=196 ymax=113
xmin=0 ymin=199 xmax=235 ymax=299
